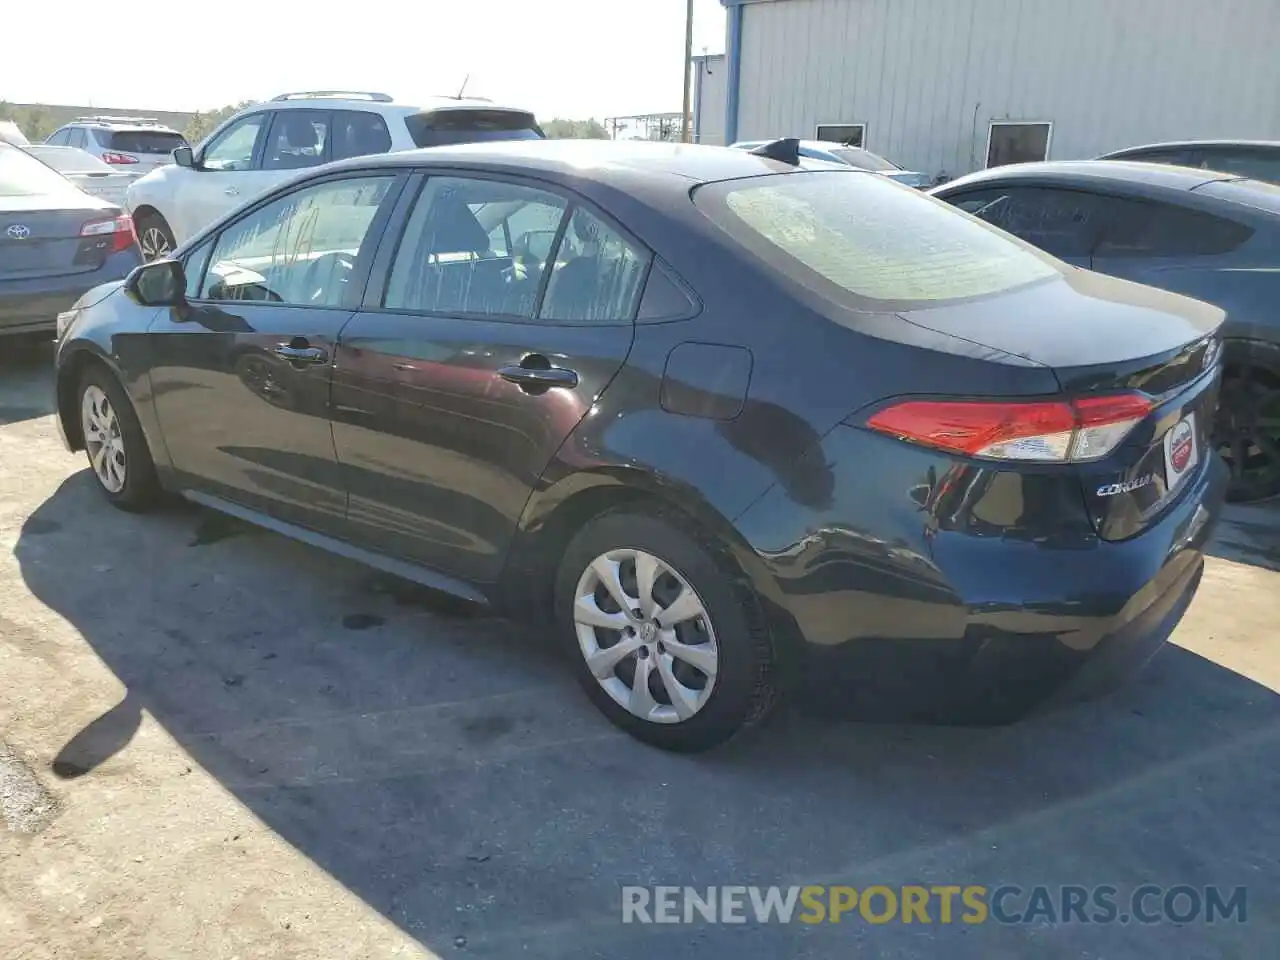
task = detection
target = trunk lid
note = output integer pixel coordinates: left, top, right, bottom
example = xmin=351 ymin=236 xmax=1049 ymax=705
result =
xmin=1 ymin=194 xmax=121 ymax=281
xmin=901 ymin=269 xmax=1225 ymax=540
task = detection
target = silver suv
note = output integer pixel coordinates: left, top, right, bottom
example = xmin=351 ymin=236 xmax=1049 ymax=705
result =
xmin=45 ymin=116 xmax=189 ymax=176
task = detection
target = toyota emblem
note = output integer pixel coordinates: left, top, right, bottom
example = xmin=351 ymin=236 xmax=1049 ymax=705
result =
xmin=6 ymin=223 xmax=31 ymax=240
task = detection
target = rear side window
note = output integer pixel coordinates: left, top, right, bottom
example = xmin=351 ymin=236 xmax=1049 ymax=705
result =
xmin=404 ymin=109 xmax=543 ymax=148
xmin=99 ymin=130 xmax=187 ymax=154
xmin=948 ymin=186 xmax=1108 ymax=259
xmin=1093 ymin=199 xmax=1253 ymax=257
xmin=540 ymin=208 xmax=648 ymax=323
xmin=695 ymin=171 xmax=1058 ymax=305
xmin=263 ymin=110 xmax=329 ymax=170
xmin=331 ymin=111 xmax=392 ymax=160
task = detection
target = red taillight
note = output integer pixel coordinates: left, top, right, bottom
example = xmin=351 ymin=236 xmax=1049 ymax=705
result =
xmin=80 ymin=214 xmax=136 ymax=253
xmin=101 ymin=151 xmax=139 ymax=165
xmin=866 ymin=393 xmax=1154 ymax=463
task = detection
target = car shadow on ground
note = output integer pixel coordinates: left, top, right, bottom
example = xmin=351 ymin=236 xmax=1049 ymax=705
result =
xmin=0 ymin=339 xmax=56 ymax=425
xmin=1210 ymin=500 xmax=1280 ymax=572
xmin=14 ymin=473 xmax=1280 ymax=958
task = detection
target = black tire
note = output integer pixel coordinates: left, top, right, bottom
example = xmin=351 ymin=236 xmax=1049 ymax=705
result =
xmin=1214 ymin=339 xmax=1280 ymax=503
xmin=554 ymin=507 xmax=777 ymax=752
xmin=77 ymin=365 xmax=163 ymax=512
xmin=135 ymin=211 xmax=176 ymax=262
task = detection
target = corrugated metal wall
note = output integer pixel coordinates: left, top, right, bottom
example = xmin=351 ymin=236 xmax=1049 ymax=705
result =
xmin=733 ymin=0 xmax=1280 ymax=178
xmin=695 ymin=56 xmax=728 ymax=144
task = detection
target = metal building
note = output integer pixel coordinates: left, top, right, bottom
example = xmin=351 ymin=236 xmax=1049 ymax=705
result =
xmin=694 ymin=0 xmax=1280 ymax=179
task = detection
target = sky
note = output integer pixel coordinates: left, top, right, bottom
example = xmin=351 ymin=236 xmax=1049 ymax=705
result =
xmin=0 ymin=0 xmax=727 ymax=119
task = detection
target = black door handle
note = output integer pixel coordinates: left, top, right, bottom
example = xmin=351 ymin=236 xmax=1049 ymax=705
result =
xmin=498 ymin=355 xmax=579 ymax=391
xmin=273 ymin=341 xmax=328 ymax=366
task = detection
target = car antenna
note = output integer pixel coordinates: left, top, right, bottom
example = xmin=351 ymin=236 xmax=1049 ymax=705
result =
xmin=455 ymin=74 xmax=470 ymax=99
xmin=749 ymin=137 xmax=801 ymax=166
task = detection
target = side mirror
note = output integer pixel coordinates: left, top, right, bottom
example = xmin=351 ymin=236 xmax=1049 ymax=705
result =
xmin=172 ymin=145 xmax=195 ymax=168
xmin=124 ymin=259 xmax=187 ymax=307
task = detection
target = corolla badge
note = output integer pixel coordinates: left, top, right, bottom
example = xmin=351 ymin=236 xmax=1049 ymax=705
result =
xmin=1097 ymin=475 xmax=1155 ymax=497
xmin=6 ymin=223 xmax=31 ymax=240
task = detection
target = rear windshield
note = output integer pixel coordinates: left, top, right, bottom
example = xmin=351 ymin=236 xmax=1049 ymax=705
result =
xmin=404 ymin=110 xmax=543 ymax=148
xmin=693 ymin=171 xmax=1058 ymax=305
xmin=0 ymin=144 xmax=80 ymax=197
xmin=831 ymin=147 xmax=900 ymax=172
xmin=96 ymin=129 xmax=187 ymax=154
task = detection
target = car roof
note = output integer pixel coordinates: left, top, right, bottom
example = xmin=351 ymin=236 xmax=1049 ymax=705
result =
xmin=1100 ymin=139 xmax=1280 ymax=156
xmin=263 ymin=95 xmax=532 ymax=117
xmin=323 ymin=138 xmax=828 ymax=185
xmin=936 ymin=160 xmax=1240 ymax=194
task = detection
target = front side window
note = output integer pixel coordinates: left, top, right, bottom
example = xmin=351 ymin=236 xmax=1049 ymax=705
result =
xmin=202 ymin=114 xmax=267 ymax=171
xmin=385 ymin=177 xmax=568 ymax=318
xmin=540 ymin=208 xmax=648 ymax=322
xmin=986 ymin=123 xmax=1051 ymax=168
xmin=263 ymin=110 xmax=329 ymax=171
xmin=696 ymin=171 xmax=1058 ymax=305
xmin=201 ymin=176 xmax=393 ymax=305
xmin=45 ymin=129 xmax=70 ymax=146
xmin=948 ymin=186 xmax=1108 ymax=259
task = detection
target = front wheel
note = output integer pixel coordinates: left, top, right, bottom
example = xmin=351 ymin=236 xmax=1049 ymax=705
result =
xmin=78 ymin=367 xmax=162 ymax=511
xmin=135 ymin=212 xmax=176 ymax=262
xmin=555 ymin=508 xmax=777 ymax=752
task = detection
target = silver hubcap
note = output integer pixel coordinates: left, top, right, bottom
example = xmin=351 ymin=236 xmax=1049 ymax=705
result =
xmin=139 ymin=225 xmax=171 ymax=260
xmin=573 ymin=548 xmax=719 ymax=724
xmin=81 ymin=385 xmax=127 ymax=493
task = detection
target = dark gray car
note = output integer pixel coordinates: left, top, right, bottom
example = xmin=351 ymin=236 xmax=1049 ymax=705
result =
xmin=931 ymin=160 xmax=1280 ymax=502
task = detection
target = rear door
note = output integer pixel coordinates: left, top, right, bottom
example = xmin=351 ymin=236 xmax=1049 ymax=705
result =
xmin=149 ymin=170 xmax=404 ymax=533
xmin=946 ymin=185 xmax=1108 ymax=268
xmin=330 ymin=171 xmax=643 ymax=581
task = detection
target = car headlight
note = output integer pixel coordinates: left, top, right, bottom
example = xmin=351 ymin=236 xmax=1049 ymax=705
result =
xmin=56 ymin=309 xmax=79 ymax=340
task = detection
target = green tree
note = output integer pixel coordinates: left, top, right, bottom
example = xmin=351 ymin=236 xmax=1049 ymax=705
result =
xmin=0 ymin=102 xmax=57 ymax=141
xmin=183 ymin=101 xmax=255 ymax=144
xmin=542 ymin=117 xmax=609 ymax=140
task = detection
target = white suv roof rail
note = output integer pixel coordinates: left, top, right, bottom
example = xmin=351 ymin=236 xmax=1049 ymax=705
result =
xmin=73 ymin=115 xmax=166 ymax=126
xmin=270 ymin=90 xmax=394 ymax=103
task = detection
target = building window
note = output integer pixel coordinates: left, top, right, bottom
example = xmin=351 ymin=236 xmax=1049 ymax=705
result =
xmin=986 ymin=122 xmax=1052 ymax=168
xmin=815 ymin=124 xmax=866 ymax=148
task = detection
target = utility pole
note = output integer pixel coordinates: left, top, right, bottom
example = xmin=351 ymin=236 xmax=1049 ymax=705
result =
xmin=681 ymin=0 xmax=694 ymax=142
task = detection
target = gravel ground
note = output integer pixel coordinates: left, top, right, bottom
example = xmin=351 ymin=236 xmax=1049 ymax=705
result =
xmin=1 ymin=342 xmax=1278 ymax=959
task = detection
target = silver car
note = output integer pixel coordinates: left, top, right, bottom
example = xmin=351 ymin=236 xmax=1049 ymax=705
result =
xmin=22 ymin=145 xmax=139 ymax=207
xmin=44 ymin=117 xmax=188 ymax=177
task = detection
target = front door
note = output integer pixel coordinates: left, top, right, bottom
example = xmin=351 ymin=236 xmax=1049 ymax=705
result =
xmin=182 ymin=111 xmax=275 ymax=243
xmin=149 ymin=171 xmax=403 ymax=533
xmin=331 ymin=174 xmax=646 ymax=582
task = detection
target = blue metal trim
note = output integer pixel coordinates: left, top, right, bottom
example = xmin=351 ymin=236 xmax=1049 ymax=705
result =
xmin=724 ymin=2 xmax=744 ymax=144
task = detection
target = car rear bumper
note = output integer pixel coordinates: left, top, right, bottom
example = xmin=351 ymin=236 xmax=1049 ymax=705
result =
xmin=0 ymin=249 xmax=141 ymax=337
xmin=735 ymin=431 xmax=1228 ymax=723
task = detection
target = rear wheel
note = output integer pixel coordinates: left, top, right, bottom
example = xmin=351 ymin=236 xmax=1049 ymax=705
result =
xmin=135 ymin=212 xmax=176 ymax=261
xmin=78 ymin=366 xmax=162 ymax=511
xmin=1214 ymin=341 xmax=1280 ymax=503
xmin=555 ymin=508 xmax=776 ymax=752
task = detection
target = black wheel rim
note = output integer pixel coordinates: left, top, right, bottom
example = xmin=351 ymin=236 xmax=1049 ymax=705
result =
xmin=1215 ymin=358 xmax=1280 ymax=500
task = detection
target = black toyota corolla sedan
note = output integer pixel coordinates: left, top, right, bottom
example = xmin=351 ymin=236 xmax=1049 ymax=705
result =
xmin=1 ymin=141 xmax=141 ymax=339
xmin=52 ymin=138 xmax=1227 ymax=751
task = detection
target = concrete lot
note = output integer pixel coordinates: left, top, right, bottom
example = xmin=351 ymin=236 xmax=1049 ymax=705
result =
xmin=1 ymin=342 xmax=1278 ymax=959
